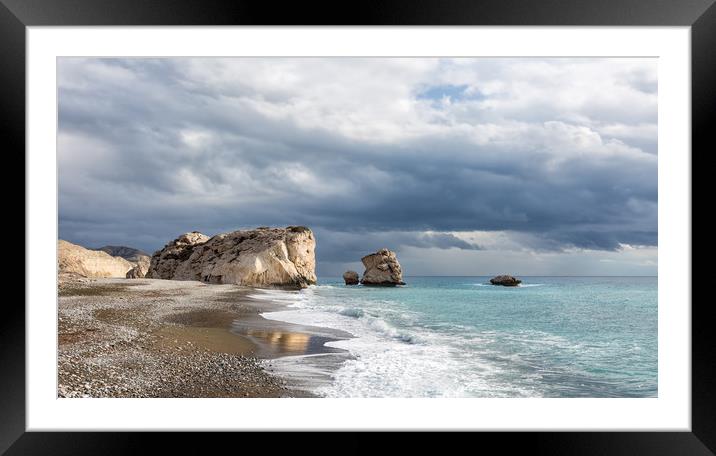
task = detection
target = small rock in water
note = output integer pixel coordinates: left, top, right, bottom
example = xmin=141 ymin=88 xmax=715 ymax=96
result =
xmin=489 ymin=275 xmax=522 ymax=287
xmin=342 ymin=270 xmax=359 ymax=285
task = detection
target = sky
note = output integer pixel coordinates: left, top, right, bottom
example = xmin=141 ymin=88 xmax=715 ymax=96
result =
xmin=57 ymin=57 xmax=657 ymax=276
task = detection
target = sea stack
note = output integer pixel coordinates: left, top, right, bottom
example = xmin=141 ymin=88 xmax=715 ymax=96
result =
xmin=360 ymin=248 xmax=405 ymax=286
xmin=343 ymin=270 xmax=360 ymax=285
xmin=145 ymin=226 xmax=317 ymax=288
xmin=489 ymin=275 xmax=522 ymax=286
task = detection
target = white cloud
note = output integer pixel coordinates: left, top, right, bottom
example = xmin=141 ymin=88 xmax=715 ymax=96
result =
xmin=179 ymin=129 xmax=213 ymax=150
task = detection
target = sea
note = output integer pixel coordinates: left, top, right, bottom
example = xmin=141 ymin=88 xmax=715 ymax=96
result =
xmin=251 ymin=276 xmax=657 ymax=398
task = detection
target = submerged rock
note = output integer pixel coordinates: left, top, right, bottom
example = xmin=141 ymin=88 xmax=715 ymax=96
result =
xmin=145 ymin=226 xmax=316 ymax=288
xmin=58 ymin=240 xmax=134 ymax=278
xmin=489 ymin=275 xmax=522 ymax=286
xmin=343 ymin=270 xmax=360 ymax=285
xmin=360 ymin=248 xmax=405 ymax=286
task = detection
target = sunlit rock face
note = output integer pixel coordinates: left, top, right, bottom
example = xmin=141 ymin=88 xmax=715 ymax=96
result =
xmin=58 ymin=240 xmax=134 ymax=278
xmin=146 ymin=227 xmax=316 ymax=288
xmin=360 ymin=248 xmax=405 ymax=286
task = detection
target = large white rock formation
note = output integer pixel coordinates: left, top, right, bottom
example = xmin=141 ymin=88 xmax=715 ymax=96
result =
xmin=145 ymin=227 xmax=316 ymax=288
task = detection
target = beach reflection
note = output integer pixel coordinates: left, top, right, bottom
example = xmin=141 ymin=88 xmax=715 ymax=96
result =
xmin=230 ymin=317 xmax=345 ymax=357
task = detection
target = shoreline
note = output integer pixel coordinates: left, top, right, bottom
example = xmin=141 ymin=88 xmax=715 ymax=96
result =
xmin=58 ymin=277 xmax=349 ymax=398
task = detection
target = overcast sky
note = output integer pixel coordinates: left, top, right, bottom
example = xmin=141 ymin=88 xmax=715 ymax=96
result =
xmin=58 ymin=57 xmax=657 ymax=276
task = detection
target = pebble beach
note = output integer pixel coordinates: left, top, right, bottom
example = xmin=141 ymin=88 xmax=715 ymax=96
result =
xmin=57 ymin=277 xmax=324 ymax=398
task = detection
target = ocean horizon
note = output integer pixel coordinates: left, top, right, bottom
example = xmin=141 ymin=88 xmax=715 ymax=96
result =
xmin=253 ymin=276 xmax=658 ymax=398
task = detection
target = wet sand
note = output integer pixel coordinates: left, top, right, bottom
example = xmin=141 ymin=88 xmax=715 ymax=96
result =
xmin=231 ymin=313 xmax=349 ymax=358
xmin=58 ymin=277 xmax=350 ymax=398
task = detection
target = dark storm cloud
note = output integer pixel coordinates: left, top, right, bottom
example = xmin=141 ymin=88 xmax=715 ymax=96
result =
xmin=57 ymin=58 xmax=657 ymax=266
xmin=313 ymin=230 xmax=482 ymax=264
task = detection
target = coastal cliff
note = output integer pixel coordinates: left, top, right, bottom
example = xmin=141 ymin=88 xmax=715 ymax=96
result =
xmin=94 ymin=245 xmax=151 ymax=278
xmin=145 ymin=226 xmax=317 ymax=288
xmin=58 ymin=240 xmax=134 ymax=278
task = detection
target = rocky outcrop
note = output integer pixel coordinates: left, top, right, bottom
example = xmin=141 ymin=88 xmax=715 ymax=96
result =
xmin=144 ymin=231 xmax=210 ymax=280
xmin=94 ymin=245 xmax=150 ymax=264
xmin=94 ymin=245 xmax=151 ymax=278
xmin=360 ymin=248 xmax=405 ymax=286
xmin=145 ymin=226 xmax=316 ymax=288
xmin=136 ymin=255 xmax=150 ymax=270
xmin=343 ymin=270 xmax=359 ymax=285
xmin=126 ymin=266 xmax=144 ymax=279
xmin=126 ymin=257 xmax=150 ymax=279
xmin=58 ymin=240 xmax=134 ymax=278
xmin=489 ymin=275 xmax=521 ymax=286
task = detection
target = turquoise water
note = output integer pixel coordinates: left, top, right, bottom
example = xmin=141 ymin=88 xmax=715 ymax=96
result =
xmin=258 ymin=276 xmax=657 ymax=398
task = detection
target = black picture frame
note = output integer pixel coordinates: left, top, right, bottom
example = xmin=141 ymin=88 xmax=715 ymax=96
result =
xmin=4 ymin=0 xmax=710 ymax=453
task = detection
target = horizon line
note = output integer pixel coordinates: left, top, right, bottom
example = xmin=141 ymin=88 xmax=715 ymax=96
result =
xmin=317 ymin=275 xmax=658 ymax=278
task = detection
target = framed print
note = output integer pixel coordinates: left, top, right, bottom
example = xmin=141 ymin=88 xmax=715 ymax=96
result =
xmin=6 ymin=0 xmax=712 ymax=453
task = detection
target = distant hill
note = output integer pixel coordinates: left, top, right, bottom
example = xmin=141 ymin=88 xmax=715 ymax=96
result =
xmin=94 ymin=245 xmax=150 ymax=263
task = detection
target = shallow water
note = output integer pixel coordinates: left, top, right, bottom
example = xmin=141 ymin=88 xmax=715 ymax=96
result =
xmin=254 ymin=276 xmax=657 ymax=398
